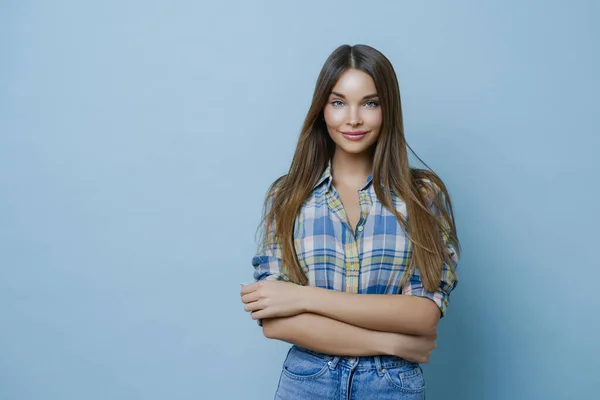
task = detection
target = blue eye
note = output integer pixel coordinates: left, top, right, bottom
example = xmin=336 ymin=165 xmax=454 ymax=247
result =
xmin=331 ymin=100 xmax=345 ymax=107
xmin=365 ymin=101 xmax=379 ymax=108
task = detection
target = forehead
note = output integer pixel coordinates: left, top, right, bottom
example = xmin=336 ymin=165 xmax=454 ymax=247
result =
xmin=330 ymin=69 xmax=377 ymax=97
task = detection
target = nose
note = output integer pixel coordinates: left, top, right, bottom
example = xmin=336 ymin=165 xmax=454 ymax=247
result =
xmin=346 ymin=107 xmax=362 ymax=127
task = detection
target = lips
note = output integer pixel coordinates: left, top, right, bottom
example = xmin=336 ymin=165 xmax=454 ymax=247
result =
xmin=341 ymin=131 xmax=369 ymax=141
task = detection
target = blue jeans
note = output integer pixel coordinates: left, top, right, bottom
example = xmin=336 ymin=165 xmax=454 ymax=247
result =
xmin=274 ymin=345 xmax=426 ymax=399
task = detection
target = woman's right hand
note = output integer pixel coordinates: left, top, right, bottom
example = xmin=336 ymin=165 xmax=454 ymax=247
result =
xmin=382 ymin=331 xmax=438 ymax=364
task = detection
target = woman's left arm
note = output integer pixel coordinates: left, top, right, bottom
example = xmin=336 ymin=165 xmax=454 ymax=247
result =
xmin=303 ymin=287 xmax=440 ymax=336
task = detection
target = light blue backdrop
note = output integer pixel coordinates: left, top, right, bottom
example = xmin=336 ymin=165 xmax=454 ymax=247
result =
xmin=1 ymin=1 xmax=598 ymax=399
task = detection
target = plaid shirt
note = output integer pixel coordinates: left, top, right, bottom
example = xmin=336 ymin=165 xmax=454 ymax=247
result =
xmin=252 ymin=160 xmax=459 ymax=316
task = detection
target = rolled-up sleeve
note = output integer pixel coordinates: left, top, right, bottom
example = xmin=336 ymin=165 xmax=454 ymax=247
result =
xmin=251 ymin=192 xmax=291 ymax=283
xmin=402 ymin=181 xmax=460 ymax=317
xmin=401 ymin=242 xmax=459 ymax=317
xmin=251 ymin=245 xmax=290 ymax=283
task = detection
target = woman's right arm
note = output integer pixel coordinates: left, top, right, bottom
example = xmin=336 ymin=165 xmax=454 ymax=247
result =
xmin=262 ymin=313 xmax=437 ymax=364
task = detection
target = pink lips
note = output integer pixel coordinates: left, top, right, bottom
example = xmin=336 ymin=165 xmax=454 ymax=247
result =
xmin=341 ymin=131 xmax=369 ymax=141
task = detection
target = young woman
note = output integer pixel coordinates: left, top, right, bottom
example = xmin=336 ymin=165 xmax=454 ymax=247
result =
xmin=240 ymin=44 xmax=460 ymax=400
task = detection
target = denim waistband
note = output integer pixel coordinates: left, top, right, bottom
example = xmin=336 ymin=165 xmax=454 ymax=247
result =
xmin=293 ymin=345 xmax=419 ymax=371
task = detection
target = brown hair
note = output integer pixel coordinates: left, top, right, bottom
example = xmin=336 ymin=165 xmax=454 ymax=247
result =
xmin=258 ymin=44 xmax=460 ymax=292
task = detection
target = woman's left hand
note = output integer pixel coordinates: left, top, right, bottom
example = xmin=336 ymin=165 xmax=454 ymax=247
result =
xmin=240 ymin=280 xmax=307 ymax=320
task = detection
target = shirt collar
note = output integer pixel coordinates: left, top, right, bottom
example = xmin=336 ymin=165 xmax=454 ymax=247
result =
xmin=313 ymin=159 xmax=333 ymax=190
xmin=313 ymin=159 xmax=374 ymax=192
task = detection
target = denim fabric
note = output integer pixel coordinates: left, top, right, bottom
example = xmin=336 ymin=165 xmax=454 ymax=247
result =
xmin=274 ymin=345 xmax=426 ymax=399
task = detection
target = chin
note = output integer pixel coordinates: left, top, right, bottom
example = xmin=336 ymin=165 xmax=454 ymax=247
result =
xmin=335 ymin=142 xmax=377 ymax=155
xmin=334 ymin=137 xmax=378 ymax=154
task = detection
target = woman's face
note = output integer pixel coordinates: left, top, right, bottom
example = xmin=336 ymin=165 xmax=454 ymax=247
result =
xmin=323 ymin=68 xmax=382 ymax=156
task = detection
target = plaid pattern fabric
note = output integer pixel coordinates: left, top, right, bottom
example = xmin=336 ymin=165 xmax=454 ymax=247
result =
xmin=252 ymin=160 xmax=459 ymax=316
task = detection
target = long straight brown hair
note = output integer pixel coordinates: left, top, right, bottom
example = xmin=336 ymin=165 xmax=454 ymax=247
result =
xmin=258 ymin=44 xmax=460 ymax=292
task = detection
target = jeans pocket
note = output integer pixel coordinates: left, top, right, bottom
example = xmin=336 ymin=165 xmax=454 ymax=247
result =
xmin=281 ymin=346 xmax=331 ymax=381
xmin=383 ymin=365 xmax=426 ymax=394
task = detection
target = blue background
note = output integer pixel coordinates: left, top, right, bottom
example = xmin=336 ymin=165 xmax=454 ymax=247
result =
xmin=1 ymin=1 xmax=598 ymax=399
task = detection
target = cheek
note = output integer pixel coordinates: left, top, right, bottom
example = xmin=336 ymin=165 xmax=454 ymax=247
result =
xmin=323 ymin=107 xmax=345 ymax=127
xmin=365 ymin=110 xmax=383 ymax=129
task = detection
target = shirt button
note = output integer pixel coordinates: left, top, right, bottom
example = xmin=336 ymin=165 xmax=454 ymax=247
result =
xmin=357 ymin=225 xmax=364 ymax=232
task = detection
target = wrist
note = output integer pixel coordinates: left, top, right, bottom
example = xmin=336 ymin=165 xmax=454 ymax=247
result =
xmin=299 ymin=285 xmax=316 ymax=313
xmin=372 ymin=331 xmax=398 ymax=356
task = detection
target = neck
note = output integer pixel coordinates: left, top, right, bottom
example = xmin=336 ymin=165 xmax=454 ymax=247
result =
xmin=330 ymin=148 xmax=373 ymax=188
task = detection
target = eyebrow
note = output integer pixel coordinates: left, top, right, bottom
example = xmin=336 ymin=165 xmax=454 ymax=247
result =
xmin=330 ymin=91 xmax=379 ymax=100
